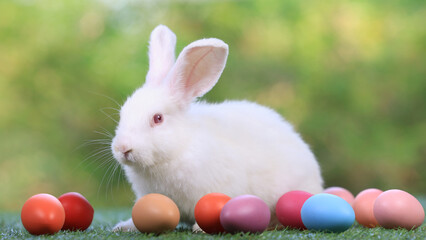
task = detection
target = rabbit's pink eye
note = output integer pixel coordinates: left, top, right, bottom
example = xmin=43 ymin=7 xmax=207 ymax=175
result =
xmin=153 ymin=113 xmax=163 ymax=125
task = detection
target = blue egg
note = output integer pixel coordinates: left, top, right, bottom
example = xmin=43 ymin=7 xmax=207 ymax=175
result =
xmin=301 ymin=193 xmax=355 ymax=232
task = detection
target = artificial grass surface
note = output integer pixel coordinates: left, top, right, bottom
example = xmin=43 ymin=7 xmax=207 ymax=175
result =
xmin=1 ymin=203 xmax=425 ymax=240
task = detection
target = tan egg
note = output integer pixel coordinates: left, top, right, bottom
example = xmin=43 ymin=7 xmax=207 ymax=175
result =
xmin=132 ymin=193 xmax=180 ymax=233
xmin=352 ymin=188 xmax=383 ymax=228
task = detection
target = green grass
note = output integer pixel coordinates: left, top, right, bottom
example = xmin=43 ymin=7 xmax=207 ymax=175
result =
xmin=1 ymin=207 xmax=425 ymax=240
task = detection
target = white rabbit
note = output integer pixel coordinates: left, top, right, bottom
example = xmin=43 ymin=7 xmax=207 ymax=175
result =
xmin=111 ymin=25 xmax=323 ymax=232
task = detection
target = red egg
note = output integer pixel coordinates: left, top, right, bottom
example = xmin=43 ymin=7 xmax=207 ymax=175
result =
xmin=58 ymin=192 xmax=94 ymax=231
xmin=352 ymin=188 xmax=383 ymax=228
xmin=194 ymin=193 xmax=231 ymax=234
xmin=323 ymin=187 xmax=354 ymax=205
xmin=374 ymin=189 xmax=425 ymax=230
xmin=21 ymin=193 xmax=65 ymax=235
xmin=275 ymin=191 xmax=313 ymax=229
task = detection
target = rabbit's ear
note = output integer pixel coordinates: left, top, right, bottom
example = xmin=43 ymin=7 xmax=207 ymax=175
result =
xmin=166 ymin=38 xmax=228 ymax=105
xmin=146 ymin=25 xmax=177 ymax=86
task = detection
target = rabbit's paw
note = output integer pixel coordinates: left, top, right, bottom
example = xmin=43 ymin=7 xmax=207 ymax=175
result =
xmin=112 ymin=218 xmax=137 ymax=232
xmin=192 ymin=223 xmax=204 ymax=233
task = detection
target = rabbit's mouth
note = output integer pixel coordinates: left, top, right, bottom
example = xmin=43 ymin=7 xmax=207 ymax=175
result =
xmin=123 ymin=149 xmax=133 ymax=161
xmin=111 ymin=138 xmax=139 ymax=165
xmin=112 ymin=141 xmax=156 ymax=168
xmin=112 ymin=146 xmax=135 ymax=165
xmin=117 ymin=150 xmax=154 ymax=168
xmin=120 ymin=150 xmax=138 ymax=165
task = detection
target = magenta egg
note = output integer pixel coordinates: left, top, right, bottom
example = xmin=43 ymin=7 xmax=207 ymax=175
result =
xmin=220 ymin=195 xmax=270 ymax=233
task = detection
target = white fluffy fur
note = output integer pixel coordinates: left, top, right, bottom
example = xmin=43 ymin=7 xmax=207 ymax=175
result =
xmin=111 ymin=25 xmax=323 ymax=232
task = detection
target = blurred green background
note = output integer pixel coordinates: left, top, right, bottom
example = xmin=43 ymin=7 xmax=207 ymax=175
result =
xmin=0 ymin=0 xmax=425 ymax=211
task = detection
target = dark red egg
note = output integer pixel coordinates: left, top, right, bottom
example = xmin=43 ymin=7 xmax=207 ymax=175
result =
xmin=58 ymin=192 xmax=94 ymax=231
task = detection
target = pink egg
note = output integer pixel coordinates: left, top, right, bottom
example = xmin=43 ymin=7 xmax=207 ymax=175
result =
xmin=373 ymin=189 xmax=425 ymax=230
xmin=323 ymin=187 xmax=355 ymax=205
xmin=352 ymin=188 xmax=383 ymax=228
xmin=220 ymin=195 xmax=270 ymax=233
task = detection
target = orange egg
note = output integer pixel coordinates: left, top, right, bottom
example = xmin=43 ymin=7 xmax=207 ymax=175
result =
xmin=132 ymin=193 xmax=180 ymax=233
xmin=373 ymin=189 xmax=425 ymax=230
xmin=194 ymin=193 xmax=231 ymax=234
xmin=21 ymin=193 xmax=65 ymax=235
xmin=352 ymin=188 xmax=383 ymax=228
xmin=323 ymin=187 xmax=355 ymax=205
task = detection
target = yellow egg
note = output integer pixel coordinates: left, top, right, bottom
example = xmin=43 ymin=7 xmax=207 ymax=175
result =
xmin=352 ymin=188 xmax=383 ymax=228
xmin=132 ymin=193 xmax=180 ymax=233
